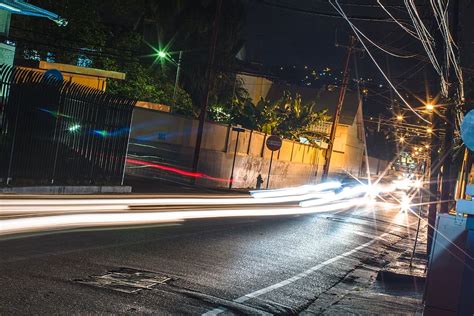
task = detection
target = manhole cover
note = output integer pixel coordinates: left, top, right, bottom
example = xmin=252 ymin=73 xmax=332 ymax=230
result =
xmin=75 ymin=267 xmax=171 ymax=293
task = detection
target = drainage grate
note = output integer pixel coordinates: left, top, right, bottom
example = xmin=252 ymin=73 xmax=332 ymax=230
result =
xmin=75 ymin=267 xmax=171 ymax=293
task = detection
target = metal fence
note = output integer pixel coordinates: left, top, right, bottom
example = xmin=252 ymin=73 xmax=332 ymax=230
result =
xmin=0 ymin=64 xmax=135 ymax=186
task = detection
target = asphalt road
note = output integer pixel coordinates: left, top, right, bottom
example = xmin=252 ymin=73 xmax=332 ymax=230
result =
xmin=0 ymin=194 xmax=417 ymax=314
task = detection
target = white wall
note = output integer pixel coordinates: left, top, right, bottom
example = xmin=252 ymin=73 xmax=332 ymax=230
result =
xmin=126 ymin=107 xmax=365 ymax=189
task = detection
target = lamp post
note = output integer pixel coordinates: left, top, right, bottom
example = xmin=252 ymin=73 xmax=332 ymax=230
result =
xmin=155 ymin=49 xmax=183 ymax=105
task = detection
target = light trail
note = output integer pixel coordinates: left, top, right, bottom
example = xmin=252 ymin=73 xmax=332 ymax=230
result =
xmin=300 ymin=185 xmax=367 ymax=207
xmin=0 ymin=198 xmax=371 ymax=237
xmin=0 ymin=192 xmax=335 ymax=211
xmin=126 ymin=158 xmax=232 ymax=183
xmin=0 ymin=181 xmax=399 ymax=238
xmin=250 ymin=182 xmax=341 ymax=198
xmin=0 ymin=182 xmax=351 ymax=213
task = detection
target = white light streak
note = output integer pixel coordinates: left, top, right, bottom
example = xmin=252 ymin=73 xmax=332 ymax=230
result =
xmin=0 ymin=199 xmax=369 ymax=237
xmin=0 ymin=191 xmax=336 ymax=212
xmin=300 ymin=185 xmax=367 ymax=207
xmin=250 ymin=182 xmax=341 ymax=198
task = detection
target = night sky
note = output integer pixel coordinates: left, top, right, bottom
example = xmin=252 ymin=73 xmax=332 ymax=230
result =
xmin=241 ymin=0 xmax=452 ymax=118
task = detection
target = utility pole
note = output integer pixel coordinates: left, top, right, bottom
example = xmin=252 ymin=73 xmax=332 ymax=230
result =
xmin=427 ymin=0 xmax=461 ymax=251
xmin=172 ymin=50 xmax=183 ymax=105
xmin=439 ymin=0 xmax=460 ymax=214
xmin=192 ymin=0 xmax=222 ymax=173
xmin=322 ymin=36 xmax=357 ymax=180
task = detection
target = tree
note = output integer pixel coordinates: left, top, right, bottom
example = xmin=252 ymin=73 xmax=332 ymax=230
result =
xmin=207 ymin=76 xmax=257 ymax=128
xmin=253 ymin=92 xmax=330 ymax=143
xmin=277 ymin=92 xmax=331 ymax=142
xmin=9 ymin=0 xmax=195 ymax=114
xmin=9 ymin=0 xmax=246 ymax=119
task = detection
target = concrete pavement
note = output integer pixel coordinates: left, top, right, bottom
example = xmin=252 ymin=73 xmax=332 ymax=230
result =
xmin=0 ymin=203 xmax=423 ymax=314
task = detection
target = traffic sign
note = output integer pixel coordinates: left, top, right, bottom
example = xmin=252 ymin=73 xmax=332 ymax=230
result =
xmin=266 ymin=135 xmax=282 ymax=151
xmin=44 ymin=69 xmax=64 ymax=82
xmin=461 ymin=110 xmax=474 ymax=151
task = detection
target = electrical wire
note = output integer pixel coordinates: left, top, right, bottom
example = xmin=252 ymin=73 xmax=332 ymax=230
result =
xmin=404 ymin=0 xmax=447 ymax=96
xmin=330 ymin=0 xmax=430 ymax=124
xmin=429 ymin=0 xmax=464 ymax=101
xmin=376 ymin=0 xmax=422 ymax=41
xmin=257 ymin=0 xmax=410 ymax=23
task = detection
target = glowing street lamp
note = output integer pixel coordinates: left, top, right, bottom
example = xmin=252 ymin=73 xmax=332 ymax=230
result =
xmin=427 ymin=127 xmax=433 ymax=133
xmin=157 ymin=50 xmax=167 ymax=59
xmin=399 ymin=136 xmax=405 ymax=143
xmin=426 ymin=103 xmax=434 ymax=111
xmin=152 ymin=46 xmax=183 ymax=104
xmin=396 ymin=115 xmax=403 ymax=121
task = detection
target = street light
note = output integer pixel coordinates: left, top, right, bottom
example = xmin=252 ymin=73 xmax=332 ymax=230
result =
xmin=153 ymin=47 xmax=183 ymax=104
xmin=396 ymin=115 xmax=403 ymax=121
xmin=426 ymin=103 xmax=434 ymax=111
xmin=157 ymin=50 xmax=167 ymax=59
xmin=427 ymin=127 xmax=433 ymax=133
xmin=399 ymin=136 xmax=405 ymax=143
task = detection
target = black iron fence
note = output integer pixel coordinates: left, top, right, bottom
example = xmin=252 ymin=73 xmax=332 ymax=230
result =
xmin=0 ymin=64 xmax=135 ymax=186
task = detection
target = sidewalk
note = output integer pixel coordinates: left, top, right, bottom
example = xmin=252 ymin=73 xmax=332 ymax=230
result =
xmin=124 ymin=175 xmax=250 ymax=195
xmin=302 ymin=221 xmax=428 ymax=315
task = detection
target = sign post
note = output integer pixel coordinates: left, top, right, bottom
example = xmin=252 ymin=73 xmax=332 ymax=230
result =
xmin=265 ymin=135 xmax=282 ymax=189
xmin=229 ymin=126 xmax=245 ymax=189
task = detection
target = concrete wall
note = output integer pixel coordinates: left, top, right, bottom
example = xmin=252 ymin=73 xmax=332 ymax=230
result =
xmin=343 ymin=104 xmax=365 ymax=176
xmin=126 ymin=107 xmax=365 ymax=189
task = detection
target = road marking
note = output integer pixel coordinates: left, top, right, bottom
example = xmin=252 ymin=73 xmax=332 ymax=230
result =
xmin=354 ymin=231 xmax=381 ymax=239
xmin=202 ymin=232 xmax=389 ymax=316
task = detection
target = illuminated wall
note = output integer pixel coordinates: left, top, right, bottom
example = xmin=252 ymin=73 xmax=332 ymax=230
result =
xmin=126 ymin=107 xmax=365 ymax=189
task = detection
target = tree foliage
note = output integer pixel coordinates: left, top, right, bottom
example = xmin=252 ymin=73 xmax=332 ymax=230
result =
xmin=254 ymin=92 xmax=330 ymax=143
xmin=9 ymin=1 xmax=330 ymax=142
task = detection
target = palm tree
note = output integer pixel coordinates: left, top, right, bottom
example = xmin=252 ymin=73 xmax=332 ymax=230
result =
xmin=257 ymin=92 xmax=329 ymax=142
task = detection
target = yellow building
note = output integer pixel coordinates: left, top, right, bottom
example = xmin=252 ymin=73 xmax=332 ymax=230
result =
xmin=18 ymin=60 xmax=171 ymax=113
xmin=18 ymin=60 xmax=125 ymax=91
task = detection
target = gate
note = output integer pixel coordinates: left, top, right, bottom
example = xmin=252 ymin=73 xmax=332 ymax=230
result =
xmin=0 ymin=64 xmax=135 ymax=185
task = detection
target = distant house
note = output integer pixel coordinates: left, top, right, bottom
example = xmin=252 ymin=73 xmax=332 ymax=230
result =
xmin=238 ymin=73 xmax=366 ymax=177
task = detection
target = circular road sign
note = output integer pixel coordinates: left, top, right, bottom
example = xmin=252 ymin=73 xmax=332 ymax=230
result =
xmin=44 ymin=69 xmax=64 ymax=82
xmin=266 ymin=135 xmax=282 ymax=151
xmin=461 ymin=110 xmax=474 ymax=151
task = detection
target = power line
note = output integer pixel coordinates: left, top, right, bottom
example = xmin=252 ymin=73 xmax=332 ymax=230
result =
xmin=256 ymin=0 xmax=411 ymax=22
